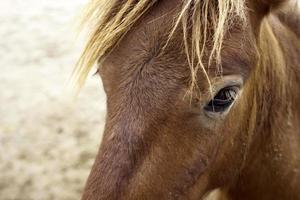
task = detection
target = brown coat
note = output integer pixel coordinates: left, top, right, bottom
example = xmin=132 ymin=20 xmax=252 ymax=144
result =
xmin=76 ymin=0 xmax=300 ymax=199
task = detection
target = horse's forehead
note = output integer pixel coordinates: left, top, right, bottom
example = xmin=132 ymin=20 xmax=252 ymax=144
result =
xmin=101 ymin=0 xmax=185 ymax=78
xmin=102 ymin=0 xmax=255 ymax=88
xmin=113 ymin=0 xmax=181 ymax=53
xmin=151 ymin=0 xmax=181 ymax=15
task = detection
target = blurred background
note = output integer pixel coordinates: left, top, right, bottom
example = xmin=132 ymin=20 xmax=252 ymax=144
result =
xmin=0 ymin=0 xmax=106 ymax=199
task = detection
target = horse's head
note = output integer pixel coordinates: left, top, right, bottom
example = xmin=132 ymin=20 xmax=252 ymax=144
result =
xmin=75 ymin=0 xmax=292 ymax=199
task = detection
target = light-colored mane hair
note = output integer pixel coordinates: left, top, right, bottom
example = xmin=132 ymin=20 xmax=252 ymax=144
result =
xmin=71 ymin=0 xmax=246 ymax=92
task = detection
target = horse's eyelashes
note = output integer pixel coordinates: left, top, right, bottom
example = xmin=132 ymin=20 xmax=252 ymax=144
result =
xmin=204 ymin=86 xmax=239 ymax=113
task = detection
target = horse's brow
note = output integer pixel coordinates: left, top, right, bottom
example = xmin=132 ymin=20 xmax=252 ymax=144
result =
xmin=133 ymin=27 xmax=168 ymax=65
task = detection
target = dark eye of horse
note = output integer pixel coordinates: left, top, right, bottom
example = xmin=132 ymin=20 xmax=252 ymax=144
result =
xmin=204 ymin=86 xmax=239 ymax=113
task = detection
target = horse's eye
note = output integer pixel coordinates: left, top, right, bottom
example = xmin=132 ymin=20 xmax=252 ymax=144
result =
xmin=204 ymin=86 xmax=239 ymax=113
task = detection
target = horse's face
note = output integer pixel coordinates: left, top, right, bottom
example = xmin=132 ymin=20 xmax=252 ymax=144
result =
xmin=84 ymin=0 xmax=286 ymax=199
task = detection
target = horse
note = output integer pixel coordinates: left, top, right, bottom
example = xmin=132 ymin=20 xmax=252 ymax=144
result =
xmin=72 ymin=0 xmax=300 ymax=199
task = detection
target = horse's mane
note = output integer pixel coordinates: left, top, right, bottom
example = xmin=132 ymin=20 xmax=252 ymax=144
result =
xmin=71 ymin=0 xmax=246 ymax=92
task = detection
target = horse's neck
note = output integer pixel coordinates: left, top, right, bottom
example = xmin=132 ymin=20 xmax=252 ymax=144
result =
xmin=270 ymin=4 xmax=300 ymax=139
xmin=230 ymin=11 xmax=300 ymax=200
xmin=276 ymin=0 xmax=300 ymax=38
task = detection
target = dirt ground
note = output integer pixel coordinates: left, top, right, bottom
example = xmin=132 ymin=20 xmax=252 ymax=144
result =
xmin=0 ymin=0 xmax=106 ymax=199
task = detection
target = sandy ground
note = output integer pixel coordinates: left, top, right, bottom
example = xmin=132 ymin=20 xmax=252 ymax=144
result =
xmin=0 ymin=0 xmax=106 ymax=199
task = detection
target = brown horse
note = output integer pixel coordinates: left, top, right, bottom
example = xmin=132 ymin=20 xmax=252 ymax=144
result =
xmin=72 ymin=0 xmax=300 ymax=199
